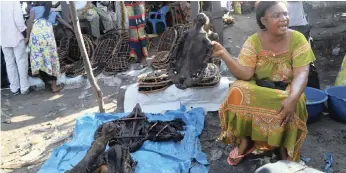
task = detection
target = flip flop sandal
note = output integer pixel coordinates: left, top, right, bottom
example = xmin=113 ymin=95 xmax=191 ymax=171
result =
xmin=52 ymin=84 xmax=65 ymax=93
xmin=227 ymin=146 xmax=256 ymax=166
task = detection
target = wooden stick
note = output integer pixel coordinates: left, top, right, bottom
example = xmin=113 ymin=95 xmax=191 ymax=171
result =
xmin=68 ymin=2 xmax=105 ymax=113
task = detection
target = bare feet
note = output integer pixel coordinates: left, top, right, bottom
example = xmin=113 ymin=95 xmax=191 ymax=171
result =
xmin=51 ymin=80 xmax=64 ymax=93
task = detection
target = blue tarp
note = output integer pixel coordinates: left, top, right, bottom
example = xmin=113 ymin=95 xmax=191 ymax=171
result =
xmin=38 ymin=105 xmax=209 ymax=173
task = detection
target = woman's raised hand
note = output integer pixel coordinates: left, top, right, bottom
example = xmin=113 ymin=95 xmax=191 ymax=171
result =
xmin=211 ymin=41 xmax=227 ymax=57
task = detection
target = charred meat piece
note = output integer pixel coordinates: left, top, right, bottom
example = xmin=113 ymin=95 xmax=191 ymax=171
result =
xmin=66 ymin=104 xmax=186 ymax=173
xmin=169 ymin=12 xmax=219 ymax=89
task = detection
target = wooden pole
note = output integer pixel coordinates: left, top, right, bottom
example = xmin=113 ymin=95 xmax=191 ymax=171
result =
xmin=68 ymin=2 xmax=105 ymax=113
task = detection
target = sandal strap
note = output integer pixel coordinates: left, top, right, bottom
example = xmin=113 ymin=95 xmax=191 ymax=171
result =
xmin=228 ymin=146 xmax=255 ymax=159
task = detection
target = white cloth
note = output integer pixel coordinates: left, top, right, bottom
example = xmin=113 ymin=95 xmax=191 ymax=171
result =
xmin=0 ymin=1 xmax=26 ymax=48
xmin=74 ymin=1 xmax=87 ymax=10
xmin=1 ymin=40 xmax=30 ymax=93
xmin=255 ymin=160 xmax=323 ymax=173
xmin=124 ymin=77 xmax=232 ymax=113
xmin=287 ymin=1 xmax=309 ymax=27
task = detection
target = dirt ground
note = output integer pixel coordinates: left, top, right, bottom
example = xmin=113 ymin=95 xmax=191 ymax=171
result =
xmin=1 ymin=9 xmax=346 ymax=173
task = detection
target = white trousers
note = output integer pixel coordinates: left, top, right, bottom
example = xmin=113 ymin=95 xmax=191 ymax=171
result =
xmin=1 ymin=40 xmax=30 ymax=93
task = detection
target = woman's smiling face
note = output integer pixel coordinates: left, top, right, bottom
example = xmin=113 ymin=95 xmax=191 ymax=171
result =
xmin=261 ymin=2 xmax=290 ymax=36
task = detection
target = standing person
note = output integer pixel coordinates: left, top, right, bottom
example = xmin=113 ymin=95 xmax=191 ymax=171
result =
xmin=26 ymin=1 xmax=73 ymax=93
xmin=287 ymin=1 xmax=320 ymax=89
xmin=75 ymin=1 xmax=101 ymax=38
xmin=125 ymin=1 xmax=148 ymax=69
xmin=287 ymin=1 xmax=309 ymax=39
xmin=213 ymin=1 xmax=314 ymax=165
xmin=0 ymin=1 xmax=31 ymax=95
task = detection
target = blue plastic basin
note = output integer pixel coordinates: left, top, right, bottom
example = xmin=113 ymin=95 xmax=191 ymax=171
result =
xmin=325 ymin=86 xmax=346 ymax=122
xmin=305 ymin=87 xmax=328 ymax=123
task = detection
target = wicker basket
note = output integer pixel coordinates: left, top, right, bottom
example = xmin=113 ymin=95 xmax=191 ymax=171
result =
xmin=65 ymin=60 xmax=85 ymax=78
xmin=138 ymin=84 xmax=172 ymax=94
xmin=102 ymin=29 xmax=128 ymax=40
xmin=173 ymin=24 xmax=190 ymax=39
xmin=66 ymin=35 xmax=93 ymax=63
xmin=157 ymin=27 xmax=178 ymax=52
xmin=104 ymin=55 xmax=129 ymax=73
xmin=57 ymin=48 xmax=68 ymax=74
xmin=93 ymin=39 xmax=118 ymax=64
xmin=152 ymin=51 xmax=170 ymax=70
xmin=137 ymin=69 xmax=172 ymax=93
xmin=137 ymin=70 xmax=170 ymax=83
xmin=192 ymin=75 xmax=220 ymax=88
xmin=82 ymin=63 xmax=105 ymax=78
xmin=103 ymin=36 xmax=130 ymax=74
xmin=192 ymin=63 xmax=221 ymax=88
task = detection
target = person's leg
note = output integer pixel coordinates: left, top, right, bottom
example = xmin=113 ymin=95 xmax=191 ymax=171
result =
xmin=51 ymin=79 xmax=63 ymax=93
xmin=13 ymin=40 xmax=30 ymax=94
xmin=228 ymin=136 xmax=254 ymax=163
xmin=87 ymin=8 xmax=101 ymax=38
xmin=38 ymin=70 xmax=62 ymax=93
xmin=2 ymin=47 xmax=20 ymax=94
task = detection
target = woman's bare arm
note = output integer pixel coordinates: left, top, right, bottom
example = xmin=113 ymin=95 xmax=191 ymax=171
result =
xmin=288 ymin=65 xmax=310 ymax=102
xmin=57 ymin=17 xmax=73 ymax=31
xmin=219 ymin=50 xmax=256 ymax=81
xmin=26 ymin=10 xmax=35 ymax=39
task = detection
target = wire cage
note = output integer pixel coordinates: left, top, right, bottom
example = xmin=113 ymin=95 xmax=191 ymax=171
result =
xmin=157 ymin=27 xmax=178 ymax=52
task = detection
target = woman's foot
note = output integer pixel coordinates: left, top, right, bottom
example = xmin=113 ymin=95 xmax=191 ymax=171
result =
xmin=51 ymin=85 xmax=64 ymax=93
xmin=227 ymin=137 xmax=255 ymax=166
xmin=51 ymin=80 xmax=64 ymax=93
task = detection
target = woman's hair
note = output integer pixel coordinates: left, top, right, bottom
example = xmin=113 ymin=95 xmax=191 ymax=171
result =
xmin=40 ymin=1 xmax=52 ymax=19
xmin=255 ymin=1 xmax=283 ymax=29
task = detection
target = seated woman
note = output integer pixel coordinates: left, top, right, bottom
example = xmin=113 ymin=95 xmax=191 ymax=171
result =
xmin=212 ymin=1 xmax=315 ymax=165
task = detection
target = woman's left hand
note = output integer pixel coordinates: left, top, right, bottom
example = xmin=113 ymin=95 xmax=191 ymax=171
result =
xmin=277 ymin=96 xmax=298 ymax=126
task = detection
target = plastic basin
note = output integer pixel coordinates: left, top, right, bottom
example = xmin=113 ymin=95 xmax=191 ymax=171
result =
xmin=305 ymin=87 xmax=328 ymax=123
xmin=325 ymin=86 xmax=346 ymax=122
